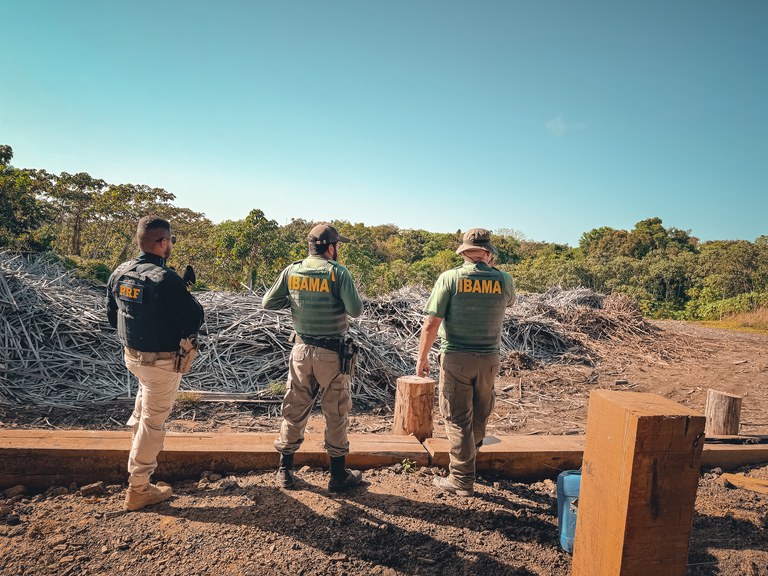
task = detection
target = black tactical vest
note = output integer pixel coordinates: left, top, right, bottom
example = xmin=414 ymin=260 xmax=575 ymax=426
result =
xmin=111 ymin=260 xmax=170 ymax=351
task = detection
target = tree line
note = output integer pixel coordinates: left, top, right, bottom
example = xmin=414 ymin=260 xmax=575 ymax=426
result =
xmin=2 ymin=144 xmax=766 ymax=320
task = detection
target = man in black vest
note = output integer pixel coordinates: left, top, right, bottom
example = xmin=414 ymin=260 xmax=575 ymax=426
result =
xmin=107 ymin=216 xmax=204 ymax=510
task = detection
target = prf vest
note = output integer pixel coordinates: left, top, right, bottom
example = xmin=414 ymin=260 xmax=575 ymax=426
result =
xmin=287 ymin=259 xmax=347 ymax=337
xmin=441 ymin=265 xmax=508 ymax=353
xmin=111 ymin=260 xmax=170 ymax=351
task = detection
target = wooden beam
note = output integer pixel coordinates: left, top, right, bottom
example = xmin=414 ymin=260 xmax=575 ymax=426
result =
xmin=424 ymin=435 xmax=585 ymax=481
xmin=2 ymin=429 xmax=767 ymax=490
xmin=0 ymin=431 xmax=429 ymax=490
xmin=571 ymin=391 xmax=705 ymax=576
xmin=703 ymin=435 xmax=768 ymax=444
xmin=701 ymin=443 xmax=768 ymax=468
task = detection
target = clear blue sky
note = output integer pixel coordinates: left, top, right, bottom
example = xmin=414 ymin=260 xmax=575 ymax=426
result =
xmin=2 ymin=1 xmax=766 ymax=245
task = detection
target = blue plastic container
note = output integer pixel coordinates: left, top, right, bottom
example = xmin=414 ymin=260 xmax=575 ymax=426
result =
xmin=556 ymin=469 xmax=581 ymax=553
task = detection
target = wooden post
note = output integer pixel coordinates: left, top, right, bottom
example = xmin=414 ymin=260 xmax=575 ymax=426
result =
xmin=704 ymin=389 xmax=742 ymax=436
xmin=572 ymin=391 xmax=705 ymax=576
xmin=392 ymin=376 xmax=435 ymax=441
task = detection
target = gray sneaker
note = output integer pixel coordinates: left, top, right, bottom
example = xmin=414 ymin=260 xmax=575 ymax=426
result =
xmin=433 ymin=475 xmax=474 ymax=497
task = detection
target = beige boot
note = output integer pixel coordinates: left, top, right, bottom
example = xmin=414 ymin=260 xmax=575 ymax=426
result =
xmin=124 ymin=482 xmax=173 ymax=511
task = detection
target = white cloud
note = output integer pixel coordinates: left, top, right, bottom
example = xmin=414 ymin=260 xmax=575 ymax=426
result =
xmin=546 ymin=114 xmax=586 ymax=136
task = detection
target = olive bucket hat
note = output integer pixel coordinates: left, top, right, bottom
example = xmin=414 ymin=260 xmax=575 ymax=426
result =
xmin=455 ymin=228 xmax=498 ymax=255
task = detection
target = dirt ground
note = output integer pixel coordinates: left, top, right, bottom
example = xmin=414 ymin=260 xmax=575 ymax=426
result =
xmin=1 ymin=321 xmax=768 ymax=575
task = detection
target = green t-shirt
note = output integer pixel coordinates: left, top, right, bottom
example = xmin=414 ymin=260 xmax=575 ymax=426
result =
xmin=262 ymin=255 xmax=363 ymax=337
xmin=424 ymin=262 xmax=515 ymax=353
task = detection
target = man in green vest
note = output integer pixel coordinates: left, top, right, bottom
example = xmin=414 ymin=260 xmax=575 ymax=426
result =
xmin=263 ymin=223 xmax=365 ymax=492
xmin=416 ymin=228 xmax=516 ymax=497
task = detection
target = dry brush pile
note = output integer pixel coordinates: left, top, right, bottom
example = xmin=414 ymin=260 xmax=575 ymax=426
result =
xmin=0 ymin=252 xmax=659 ymax=408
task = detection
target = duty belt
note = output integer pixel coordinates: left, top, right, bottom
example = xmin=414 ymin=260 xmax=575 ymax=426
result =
xmin=291 ymin=334 xmax=342 ymax=352
xmin=125 ymin=347 xmax=177 ymax=360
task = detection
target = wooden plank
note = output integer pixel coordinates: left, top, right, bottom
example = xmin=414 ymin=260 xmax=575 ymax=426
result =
xmin=177 ymin=390 xmax=281 ymax=404
xmin=701 ymin=443 xmax=768 ymax=467
xmin=704 ymin=435 xmax=768 ymax=444
xmin=721 ymin=472 xmax=768 ymax=495
xmin=571 ymin=390 xmax=705 ymax=576
xmin=0 ymin=432 xmax=428 ymax=489
xmin=424 ymin=435 xmax=585 ymax=481
xmin=3 ymin=429 xmax=768 ymax=490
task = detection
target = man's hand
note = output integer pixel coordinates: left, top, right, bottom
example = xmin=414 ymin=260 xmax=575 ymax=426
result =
xmin=416 ymin=357 xmax=431 ymax=377
xmin=416 ymin=315 xmax=442 ymax=378
xmin=183 ymin=265 xmax=196 ymax=288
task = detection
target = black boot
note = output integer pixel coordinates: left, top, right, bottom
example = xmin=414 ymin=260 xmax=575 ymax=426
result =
xmin=275 ymin=453 xmax=296 ymax=489
xmin=328 ymin=456 xmax=363 ymax=492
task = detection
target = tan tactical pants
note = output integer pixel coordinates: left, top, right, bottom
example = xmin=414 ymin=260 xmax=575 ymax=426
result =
xmin=124 ymin=354 xmax=182 ymax=487
xmin=439 ymin=351 xmax=500 ymax=488
xmin=274 ymin=343 xmax=352 ymax=458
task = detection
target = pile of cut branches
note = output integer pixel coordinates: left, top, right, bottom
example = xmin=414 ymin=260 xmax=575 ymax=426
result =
xmin=0 ymin=252 xmax=659 ymax=407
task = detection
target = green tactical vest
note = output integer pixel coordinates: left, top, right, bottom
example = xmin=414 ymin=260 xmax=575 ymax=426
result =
xmin=440 ymin=265 xmax=509 ymax=353
xmin=287 ymin=258 xmax=348 ymax=337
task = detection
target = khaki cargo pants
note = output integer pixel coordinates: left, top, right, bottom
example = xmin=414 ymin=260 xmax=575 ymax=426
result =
xmin=439 ymin=351 xmax=500 ymax=489
xmin=124 ymin=351 xmax=182 ymax=487
xmin=275 ymin=343 xmax=352 ymax=458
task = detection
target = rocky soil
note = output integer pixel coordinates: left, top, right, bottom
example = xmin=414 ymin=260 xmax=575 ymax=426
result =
xmin=1 ymin=463 xmax=767 ymax=575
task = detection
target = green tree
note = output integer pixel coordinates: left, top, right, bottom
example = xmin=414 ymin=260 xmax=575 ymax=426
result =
xmin=579 ymin=226 xmax=616 ymax=256
xmin=410 ymin=250 xmax=462 ymax=288
xmin=638 ymin=251 xmax=697 ymax=315
xmin=0 ymin=146 xmax=53 ymax=250
xmin=625 ymin=217 xmax=669 ymax=258
xmin=331 ymin=221 xmax=384 ymax=293
xmin=490 ymin=232 xmax=521 ymax=264
xmin=216 ymin=209 xmax=288 ymax=290
xmin=164 ymin=208 xmax=217 ymax=289
xmin=753 ymin=236 xmax=768 ymax=293
xmin=48 ymin=172 xmax=107 ymax=256
xmin=696 ymin=240 xmax=757 ymax=298
xmin=279 ymin=218 xmax=315 ymax=263
xmin=368 ymin=260 xmax=412 ymax=296
xmin=85 ymin=183 xmax=178 ymax=264
xmin=0 ymin=145 xmax=12 ymax=165
xmin=368 ymin=224 xmax=401 ymax=260
xmin=508 ymin=243 xmax=578 ymax=292
xmin=592 ymin=229 xmax=632 ymax=260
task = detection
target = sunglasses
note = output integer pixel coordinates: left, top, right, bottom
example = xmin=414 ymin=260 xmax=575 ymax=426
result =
xmin=157 ymin=235 xmax=177 ymax=244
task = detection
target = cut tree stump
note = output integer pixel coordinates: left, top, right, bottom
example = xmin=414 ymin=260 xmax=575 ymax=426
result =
xmin=392 ymin=376 xmax=435 ymax=441
xmin=704 ymin=389 xmax=742 ymax=436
